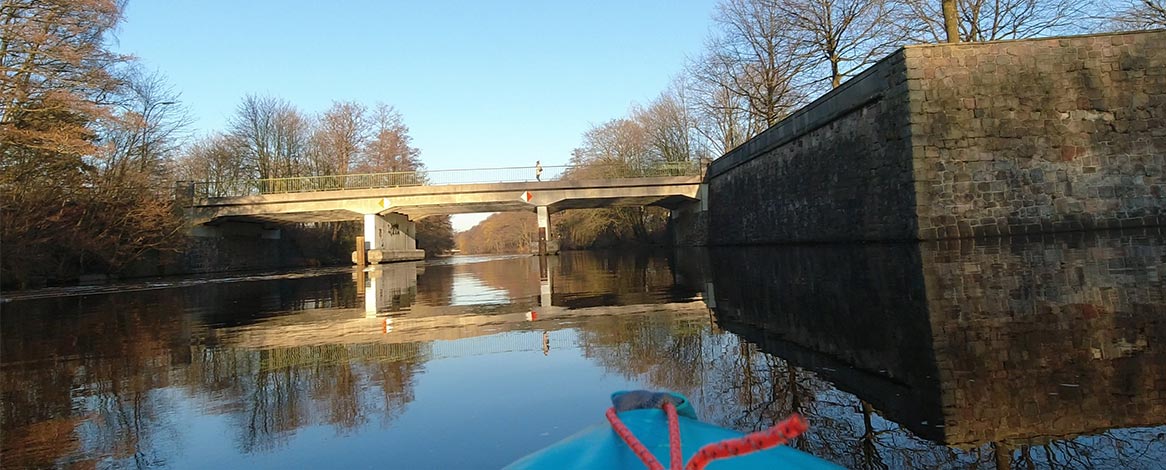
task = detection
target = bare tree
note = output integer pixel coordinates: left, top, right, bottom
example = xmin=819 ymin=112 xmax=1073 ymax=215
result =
xmin=897 ymin=0 xmax=1088 ymax=42
xmin=689 ymin=0 xmax=810 ymax=153
xmin=774 ymin=0 xmax=907 ymax=88
xmin=228 ymin=95 xmax=310 ymax=180
xmin=100 ymin=66 xmax=191 ymax=184
xmin=688 ymin=52 xmax=753 ymax=154
xmin=312 ymin=101 xmax=367 ymax=176
xmin=1106 ymin=0 xmax=1166 ymax=28
xmin=357 ymin=103 xmax=421 ymax=173
xmin=632 ymin=82 xmax=704 ymax=164
xmin=175 ymin=133 xmax=250 ymax=197
xmin=0 ymin=0 xmax=192 ymax=286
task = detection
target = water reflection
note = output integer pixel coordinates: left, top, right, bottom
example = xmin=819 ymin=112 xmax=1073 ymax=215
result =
xmin=694 ymin=229 xmax=1166 ymax=468
xmin=1 ymin=234 xmax=1163 ymax=468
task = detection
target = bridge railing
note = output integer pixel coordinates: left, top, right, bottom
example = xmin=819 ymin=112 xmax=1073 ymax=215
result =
xmin=187 ymin=160 xmax=705 ymax=199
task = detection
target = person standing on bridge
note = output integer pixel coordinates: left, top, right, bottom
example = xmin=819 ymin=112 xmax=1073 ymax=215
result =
xmin=535 ymin=161 xmax=543 ymax=181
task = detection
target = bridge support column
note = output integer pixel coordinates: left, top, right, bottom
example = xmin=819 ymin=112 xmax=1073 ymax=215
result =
xmin=537 ymin=206 xmax=549 ymax=255
xmin=354 ymin=213 xmax=425 ymax=265
xmin=670 ymin=184 xmax=709 ymax=246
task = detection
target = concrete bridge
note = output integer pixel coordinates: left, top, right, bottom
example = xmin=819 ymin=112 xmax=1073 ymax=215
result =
xmin=180 ymin=163 xmax=706 ymax=261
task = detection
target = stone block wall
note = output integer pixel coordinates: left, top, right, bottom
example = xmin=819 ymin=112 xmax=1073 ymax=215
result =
xmin=705 ymin=30 xmax=1166 ymax=243
xmin=909 ymin=31 xmax=1166 ymax=239
xmin=707 ymin=50 xmax=918 ymax=243
xmin=670 ymin=205 xmax=709 ymax=247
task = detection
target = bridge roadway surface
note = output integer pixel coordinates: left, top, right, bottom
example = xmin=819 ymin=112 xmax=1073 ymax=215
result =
xmin=187 ymin=175 xmax=704 ymax=225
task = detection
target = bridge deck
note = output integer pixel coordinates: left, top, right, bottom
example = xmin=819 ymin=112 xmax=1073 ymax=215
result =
xmin=187 ymin=176 xmax=704 ymax=224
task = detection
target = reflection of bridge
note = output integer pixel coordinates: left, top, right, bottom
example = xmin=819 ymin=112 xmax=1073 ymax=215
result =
xmin=211 ymin=254 xmax=712 ymax=353
xmin=180 ymin=163 xmax=706 ymax=260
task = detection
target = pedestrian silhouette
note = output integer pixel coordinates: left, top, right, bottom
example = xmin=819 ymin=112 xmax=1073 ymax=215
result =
xmin=535 ymin=160 xmax=543 ymax=181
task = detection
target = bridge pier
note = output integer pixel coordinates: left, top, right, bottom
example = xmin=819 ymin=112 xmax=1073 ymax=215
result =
xmin=537 ymin=206 xmax=549 ymax=255
xmin=670 ymin=184 xmax=709 ymax=246
xmin=354 ymin=212 xmax=425 ymax=265
xmin=535 ymin=206 xmax=560 ymax=255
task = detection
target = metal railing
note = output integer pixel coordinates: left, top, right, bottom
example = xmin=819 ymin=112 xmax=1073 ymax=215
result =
xmin=183 ymin=160 xmax=705 ymax=200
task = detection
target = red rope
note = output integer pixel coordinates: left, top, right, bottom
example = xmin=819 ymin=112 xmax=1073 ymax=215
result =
xmin=605 ymin=406 xmax=664 ymax=470
xmin=606 ymin=402 xmax=808 ymax=470
xmin=683 ymin=414 xmax=809 ymax=470
xmin=665 ymin=402 xmax=682 ymax=470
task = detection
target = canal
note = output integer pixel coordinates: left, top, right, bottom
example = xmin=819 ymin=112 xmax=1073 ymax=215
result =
xmin=2 ymin=230 xmax=1164 ymax=469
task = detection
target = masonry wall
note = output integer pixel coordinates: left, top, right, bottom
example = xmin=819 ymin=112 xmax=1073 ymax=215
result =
xmin=179 ymin=222 xmax=347 ymax=275
xmin=705 ymin=30 xmax=1166 ymax=243
xmin=707 ymin=50 xmax=918 ymax=244
xmin=909 ymin=31 xmax=1166 ymax=239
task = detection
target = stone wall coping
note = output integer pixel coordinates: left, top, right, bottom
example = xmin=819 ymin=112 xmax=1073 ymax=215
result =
xmin=900 ymin=28 xmax=1166 ymax=51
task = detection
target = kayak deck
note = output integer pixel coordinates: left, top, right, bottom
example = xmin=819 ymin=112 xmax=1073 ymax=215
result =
xmin=505 ymin=408 xmax=842 ymax=470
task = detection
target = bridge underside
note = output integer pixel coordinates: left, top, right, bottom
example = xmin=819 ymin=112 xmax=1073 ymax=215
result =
xmin=188 ymin=177 xmax=703 ymax=226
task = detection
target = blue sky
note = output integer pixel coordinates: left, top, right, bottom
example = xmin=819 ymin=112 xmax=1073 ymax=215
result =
xmin=113 ymin=1 xmax=718 ymax=230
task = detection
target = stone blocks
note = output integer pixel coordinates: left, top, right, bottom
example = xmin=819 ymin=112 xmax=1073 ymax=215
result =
xmin=706 ymin=30 xmax=1166 ymax=242
xmin=909 ymin=31 xmax=1166 ymax=239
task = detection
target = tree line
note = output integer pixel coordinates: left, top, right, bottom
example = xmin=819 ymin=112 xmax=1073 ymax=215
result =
xmin=0 ymin=0 xmax=452 ymax=288
xmin=174 ymin=96 xmax=454 ymax=259
xmin=2 ymin=0 xmax=187 ymax=287
xmin=460 ymin=0 xmax=1163 ymax=253
xmin=4 ymin=0 xmax=1161 ymax=280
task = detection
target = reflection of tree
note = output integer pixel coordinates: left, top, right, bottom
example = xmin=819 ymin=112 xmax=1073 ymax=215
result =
xmin=572 ymin=286 xmax=1165 ymax=468
xmin=186 ymin=342 xmax=430 ymax=452
xmin=1 ymin=290 xmax=191 ymax=468
xmin=2 ymin=277 xmax=431 ymax=467
xmin=576 ymin=313 xmax=987 ymax=468
xmin=426 ymin=251 xmax=701 ymax=309
xmin=554 ymin=251 xmax=697 ymax=307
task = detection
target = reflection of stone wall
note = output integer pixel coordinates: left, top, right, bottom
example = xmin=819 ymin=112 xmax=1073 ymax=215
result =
xmin=922 ymin=230 xmax=1166 ymax=446
xmin=709 ymin=230 xmax=1166 ymax=447
xmin=708 ymin=243 xmax=946 ymax=441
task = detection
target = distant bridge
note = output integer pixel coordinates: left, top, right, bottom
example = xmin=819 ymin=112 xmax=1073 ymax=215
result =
xmin=179 ymin=162 xmax=707 ymax=260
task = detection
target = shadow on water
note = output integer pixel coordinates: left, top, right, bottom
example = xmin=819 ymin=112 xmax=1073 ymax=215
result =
xmin=1 ymin=232 xmax=1163 ymax=468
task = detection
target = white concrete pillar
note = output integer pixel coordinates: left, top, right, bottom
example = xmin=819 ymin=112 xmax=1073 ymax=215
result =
xmin=363 ymin=213 xmax=384 ymax=250
xmin=537 ymin=206 xmax=549 ymax=255
xmin=364 ymin=213 xmax=417 ymax=251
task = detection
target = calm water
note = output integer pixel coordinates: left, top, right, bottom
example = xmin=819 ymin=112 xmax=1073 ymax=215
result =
xmin=2 ymin=231 xmax=1165 ymax=469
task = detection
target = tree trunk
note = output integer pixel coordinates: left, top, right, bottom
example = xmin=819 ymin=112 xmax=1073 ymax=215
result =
xmin=943 ymin=0 xmax=960 ymax=43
